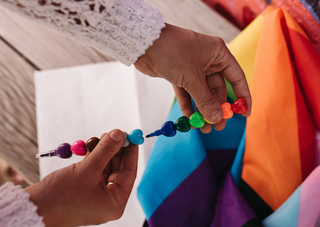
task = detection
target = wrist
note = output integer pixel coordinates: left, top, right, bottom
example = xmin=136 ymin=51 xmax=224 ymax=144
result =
xmin=25 ymin=183 xmax=63 ymax=227
xmin=25 ymin=184 xmax=46 ymax=221
xmin=134 ymin=23 xmax=197 ymax=85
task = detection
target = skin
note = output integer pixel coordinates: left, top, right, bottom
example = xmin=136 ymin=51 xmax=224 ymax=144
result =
xmin=135 ymin=23 xmax=252 ymax=133
xmin=25 ymin=130 xmax=138 ymax=227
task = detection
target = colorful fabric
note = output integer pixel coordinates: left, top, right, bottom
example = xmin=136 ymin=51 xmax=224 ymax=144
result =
xmin=202 ymin=0 xmax=320 ymax=54
xmin=138 ymin=6 xmax=320 ymax=227
xmin=238 ymin=6 xmax=320 ymax=211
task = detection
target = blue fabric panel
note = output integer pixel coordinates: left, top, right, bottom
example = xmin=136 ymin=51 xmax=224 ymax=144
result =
xmin=262 ymin=185 xmax=301 ymax=227
xmin=231 ymin=129 xmax=246 ymax=186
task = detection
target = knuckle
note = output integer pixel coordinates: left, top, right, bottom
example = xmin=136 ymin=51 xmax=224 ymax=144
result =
xmin=98 ymin=140 xmax=117 ymax=157
xmin=181 ymin=79 xmax=191 ymax=92
xmin=216 ymin=49 xmax=229 ymax=64
xmin=176 ymin=73 xmax=189 ymax=89
xmin=212 ymin=38 xmax=230 ymax=64
xmin=209 ymin=86 xmax=224 ymax=96
xmin=125 ymin=168 xmax=138 ymax=180
xmin=214 ymin=37 xmax=226 ymax=47
xmin=183 ymin=77 xmax=201 ymax=95
xmin=197 ymin=96 xmax=216 ymax=110
xmin=230 ymin=77 xmax=246 ymax=87
xmin=208 ymin=85 xmax=225 ymax=103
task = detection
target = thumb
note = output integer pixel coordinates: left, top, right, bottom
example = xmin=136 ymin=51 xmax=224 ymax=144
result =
xmin=187 ymin=77 xmax=224 ymax=124
xmin=84 ymin=129 xmax=124 ymax=175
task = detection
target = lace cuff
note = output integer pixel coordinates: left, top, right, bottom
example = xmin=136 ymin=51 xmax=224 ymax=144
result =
xmin=0 ymin=182 xmax=44 ymax=227
xmin=0 ymin=0 xmax=166 ymax=66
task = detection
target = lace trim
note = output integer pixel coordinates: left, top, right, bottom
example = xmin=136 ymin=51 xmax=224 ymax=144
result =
xmin=0 ymin=0 xmax=166 ymax=65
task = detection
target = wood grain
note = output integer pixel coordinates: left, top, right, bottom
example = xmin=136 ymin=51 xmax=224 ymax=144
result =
xmin=0 ymin=7 xmax=114 ymax=70
xmin=0 ymin=39 xmax=38 ymax=184
xmin=0 ymin=0 xmax=239 ymax=71
xmin=146 ymin=0 xmax=240 ymax=43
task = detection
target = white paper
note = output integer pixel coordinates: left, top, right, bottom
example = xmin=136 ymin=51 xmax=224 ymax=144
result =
xmin=35 ymin=61 xmax=175 ymax=227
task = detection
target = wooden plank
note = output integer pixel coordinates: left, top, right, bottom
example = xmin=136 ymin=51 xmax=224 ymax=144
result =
xmin=146 ymin=0 xmax=240 ymax=43
xmin=0 ymin=7 xmax=114 ymax=70
xmin=0 ymin=39 xmax=39 ymax=184
xmin=0 ymin=1 xmax=239 ymax=71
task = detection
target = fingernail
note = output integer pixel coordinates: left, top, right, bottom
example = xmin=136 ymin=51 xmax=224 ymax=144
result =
xmin=211 ymin=109 xmax=223 ymax=122
xmin=110 ymin=131 xmax=123 ymax=142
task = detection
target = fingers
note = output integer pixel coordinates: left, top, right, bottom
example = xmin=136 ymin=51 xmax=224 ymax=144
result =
xmin=111 ymin=149 xmax=124 ymax=173
xmin=200 ymin=122 xmax=213 ymax=134
xmin=184 ymin=73 xmax=223 ymax=125
xmin=100 ymin=162 xmax=112 ymax=184
xmin=107 ymin=144 xmax=138 ymax=197
xmin=172 ymin=85 xmax=193 ymax=118
xmin=100 ymin=133 xmax=107 ymax=139
xmin=210 ymin=44 xmax=252 ymax=117
xmin=173 ymin=72 xmax=228 ymax=133
xmin=224 ymin=60 xmax=251 ymax=117
xmin=206 ymin=73 xmax=227 ymax=103
xmin=174 ymin=77 xmax=224 ymax=124
xmin=107 ymin=148 xmax=124 ymax=183
xmin=205 ymin=73 xmax=227 ymax=131
xmin=84 ymin=129 xmax=124 ymax=176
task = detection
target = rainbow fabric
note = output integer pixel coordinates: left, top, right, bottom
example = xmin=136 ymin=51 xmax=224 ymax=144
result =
xmin=138 ymin=6 xmax=320 ymax=227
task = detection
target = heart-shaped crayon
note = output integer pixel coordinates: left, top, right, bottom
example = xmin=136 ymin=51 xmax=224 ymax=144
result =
xmin=221 ymin=102 xmax=233 ymax=119
xmin=85 ymin=137 xmax=100 ymax=152
xmin=70 ymin=140 xmax=87 ymax=156
xmin=231 ymin=98 xmax=248 ymax=114
xmin=128 ymin=129 xmax=144 ymax=145
xmin=56 ymin=143 xmax=72 ymax=159
xmin=189 ymin=112 xmax=205 ymax=128
xmin=161 ymin=121 xmax=177 ymax=137
xmin=175 ymin=116 xmax=191 ymax=132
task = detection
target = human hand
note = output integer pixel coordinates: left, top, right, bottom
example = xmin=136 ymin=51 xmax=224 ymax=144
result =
xmin=25 ymin=129 xmax=138 ymax=227
xmin=134 ymin=23 xmax=251 ymax=133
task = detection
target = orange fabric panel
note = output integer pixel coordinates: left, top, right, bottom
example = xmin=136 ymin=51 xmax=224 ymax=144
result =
xmin=242 ymin=6 xmax=302 ymax=210
xmin=282 ymin=9 xmax=309 ymax=40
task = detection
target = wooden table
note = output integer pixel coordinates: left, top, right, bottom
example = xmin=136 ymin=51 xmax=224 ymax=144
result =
xmin=0 ymin=0 xmax=239 ymax=185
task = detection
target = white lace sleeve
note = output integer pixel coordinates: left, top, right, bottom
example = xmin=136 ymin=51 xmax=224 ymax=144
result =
xmin=0 ymin=0 xmax=166 ymax=66
xmin=0 ymin=182 xmax=44 ymax=227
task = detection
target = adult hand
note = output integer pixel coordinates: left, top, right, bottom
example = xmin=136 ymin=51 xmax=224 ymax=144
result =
xmin=25 ymin=129 xmax=138 ymax=227
xmin=134 ymin=23 xmax=251 ymax=132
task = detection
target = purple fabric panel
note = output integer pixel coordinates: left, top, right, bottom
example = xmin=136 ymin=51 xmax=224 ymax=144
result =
xmin=147 ymin=157 xmax=217 ymax=227
xmin=211 ymin=173 xmax=256 ymax=227
xmin=206 ymin=149 xmax=237 ymax=185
